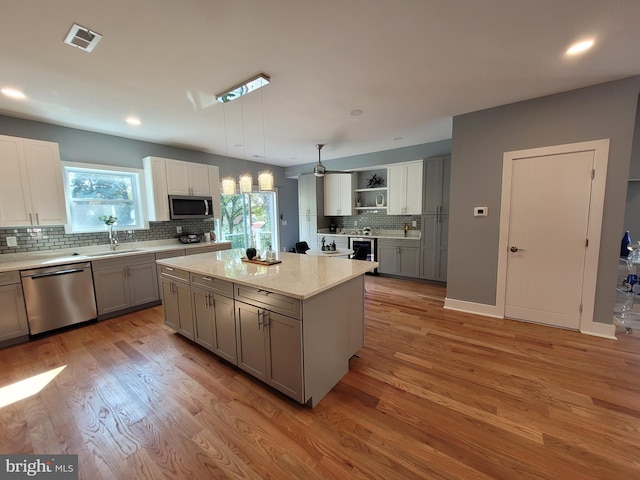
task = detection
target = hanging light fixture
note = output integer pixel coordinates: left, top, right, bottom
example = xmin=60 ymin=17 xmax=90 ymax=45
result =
xmin=238 ymin=93 xmax=253 ymax=193
xmin=257 ymin=84 xmax=274 ymax=191
xmin=314 ymin=143 xmax=327 ymax=177
xmin=220 ymin=101 xmax=236 ymax=194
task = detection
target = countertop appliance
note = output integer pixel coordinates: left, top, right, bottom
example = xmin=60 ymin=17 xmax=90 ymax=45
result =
xmin=169 ymin=195 xmax=214 ymax=219
xmin=349 ymin=236 xmax=378 ymax=275
xmin=20 ymin=262 xmax=97 ymax=335
xmin=178 ymin=233 xmax=201 ymax=244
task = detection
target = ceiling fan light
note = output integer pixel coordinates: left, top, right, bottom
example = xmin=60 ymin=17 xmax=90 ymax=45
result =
xmin=313 ymin=164 xmax=326 ymax=177
xmin=239 ymin=173 xmax=253 ymax=193
xmin=258 ymin=170 xmax=274 ymax=191
xmin=221 ymin=177 xmax=236 ymax=195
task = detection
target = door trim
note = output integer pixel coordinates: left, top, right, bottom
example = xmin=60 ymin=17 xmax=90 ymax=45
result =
xmin=496 ymin=139 xmax=614 ymax=337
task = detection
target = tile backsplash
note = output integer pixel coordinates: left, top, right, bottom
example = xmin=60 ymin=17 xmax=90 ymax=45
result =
xmin=330 ymin=212 xmax=421 ymax=231
xmin=0 ymin=219 xmax=216 ymax=255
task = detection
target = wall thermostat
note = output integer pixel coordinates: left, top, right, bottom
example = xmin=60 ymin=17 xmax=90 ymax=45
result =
xmin=474 ymin=206 xmax=488 ymax=217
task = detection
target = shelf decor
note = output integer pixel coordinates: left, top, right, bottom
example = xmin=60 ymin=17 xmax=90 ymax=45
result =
xmin=366 ymin=173 xmax=385 ymax=188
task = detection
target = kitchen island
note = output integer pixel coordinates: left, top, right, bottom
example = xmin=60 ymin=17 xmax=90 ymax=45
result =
xmin=156 ymin=248 xmax=378 ymax=407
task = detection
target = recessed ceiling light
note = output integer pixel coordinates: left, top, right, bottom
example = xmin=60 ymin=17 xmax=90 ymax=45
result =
xmin=1 ymin=87 xmax=26 ymax=100
xmin=126 ymin=116 xmax=141 ymax=126
xmin=566 ymin=39 xmax=594 ymax=56
xmin=350 ymin=109 xmax=364 ymax=116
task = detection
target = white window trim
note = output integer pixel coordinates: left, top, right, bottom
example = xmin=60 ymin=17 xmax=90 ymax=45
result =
xmin=62 ymin=161 xmax=149 ymax=234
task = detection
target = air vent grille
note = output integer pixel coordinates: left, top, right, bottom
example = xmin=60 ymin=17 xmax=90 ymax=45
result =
xmin=64 ymin=24 xmax=102 ymax=52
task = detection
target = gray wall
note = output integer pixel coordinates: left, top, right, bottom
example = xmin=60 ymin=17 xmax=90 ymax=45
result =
xmin=0 ymin=115 xmax=301 ymax=251
xmin=448 ymin=76 xmax=640 ymax=325
xmin=283 ymin=140 xmax=452 ymax=178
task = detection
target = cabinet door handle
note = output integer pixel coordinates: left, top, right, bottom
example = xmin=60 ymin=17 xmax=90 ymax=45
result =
xmin=263 ymin=310 xmax=270 ymax=327
xmin=29 ymin=213 xmax=33 ymax=225
xmin=35 ymin=213 xmax=40 ymax=225
xmin=166 ymin=267 xmax=174 ymax=271
xmin=257 ymin=310 xmax=263 ymax=329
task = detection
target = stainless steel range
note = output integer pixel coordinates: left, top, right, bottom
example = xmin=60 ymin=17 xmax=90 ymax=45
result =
xmin=20 ymin=262 xmax=97 ymax=335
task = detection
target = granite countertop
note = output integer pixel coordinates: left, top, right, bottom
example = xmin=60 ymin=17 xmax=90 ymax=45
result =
xmin=157 ymin=248 xmax=378 ymax=300
xmin=317 ymin=228 xmax=421 ymax=240
xmin=0 ymin=240 xmax=232 ymax=273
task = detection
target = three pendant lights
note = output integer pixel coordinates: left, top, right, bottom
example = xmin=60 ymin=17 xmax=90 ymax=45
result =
xmin=217 ymin=73 xmax=274 ymax=194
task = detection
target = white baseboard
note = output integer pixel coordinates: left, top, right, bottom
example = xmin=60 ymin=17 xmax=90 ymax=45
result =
xmin=443 ymin=297 xmax=504 ymax=318
xmin=445 ymin=297 xmax=617 ymax=339
xmin=580 ymin=319 xmax=617 ymax=340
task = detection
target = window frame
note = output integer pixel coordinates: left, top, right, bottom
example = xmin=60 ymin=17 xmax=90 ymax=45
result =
xmin=62 ymin=161 xmax=149 ymax=234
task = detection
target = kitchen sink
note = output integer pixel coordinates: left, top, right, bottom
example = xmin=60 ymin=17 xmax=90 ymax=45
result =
xmin=86 ymin=249 xmax=141 ymax=257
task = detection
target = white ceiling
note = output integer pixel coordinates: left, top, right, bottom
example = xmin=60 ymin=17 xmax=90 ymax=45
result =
xmin=1 ymin=0 xmax=639 ymax=167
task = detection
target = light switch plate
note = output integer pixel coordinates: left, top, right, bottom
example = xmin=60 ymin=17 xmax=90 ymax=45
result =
xmin=6 ymin=236 xmax=17 ymax=247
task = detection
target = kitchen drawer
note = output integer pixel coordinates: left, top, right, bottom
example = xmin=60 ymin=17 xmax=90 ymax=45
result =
xmin=190 ymin=273 xmax=233 ymax=297
xmin=235 ymin=285 xmax=302 ymax=320
xmin=92 ymin=253 xmax=156 ymax=271
xmin=159 ymin=265 xmax=190 ymax=283
xmin=377 ymin=238 xmax=420 ymax=248
xmin=0 ymin=270 xmax=20 ymax=286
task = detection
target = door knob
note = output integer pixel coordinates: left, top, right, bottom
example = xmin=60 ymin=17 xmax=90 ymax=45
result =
xmin=510 ymin=246 xmax=525 ymax=252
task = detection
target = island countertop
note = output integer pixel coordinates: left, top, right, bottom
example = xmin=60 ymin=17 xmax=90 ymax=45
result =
xmin=156 ymin=248 xmax=378 ymax=300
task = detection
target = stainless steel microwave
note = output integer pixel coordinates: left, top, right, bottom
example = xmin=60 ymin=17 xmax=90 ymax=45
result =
xmin=168 ymin=195 xmax=214 ymax=219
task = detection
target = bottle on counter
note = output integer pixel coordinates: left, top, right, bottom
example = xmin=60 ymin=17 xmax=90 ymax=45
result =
xmin=621 ymin=230 xmax=631 ymax=257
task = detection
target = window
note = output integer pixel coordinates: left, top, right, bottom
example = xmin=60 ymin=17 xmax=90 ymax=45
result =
xmin=62 ymin=162 xmax=147 ymax=233
xmin=218 ymin=191 xmax=278 ymax=251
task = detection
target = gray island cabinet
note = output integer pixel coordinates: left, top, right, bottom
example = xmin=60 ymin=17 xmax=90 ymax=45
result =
xmin=157 ymin=248 xmax=377 ymax=407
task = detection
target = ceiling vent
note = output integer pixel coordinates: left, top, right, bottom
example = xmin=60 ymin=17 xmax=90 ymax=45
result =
xmin=64 ymin=24 xmax=102 ymax=52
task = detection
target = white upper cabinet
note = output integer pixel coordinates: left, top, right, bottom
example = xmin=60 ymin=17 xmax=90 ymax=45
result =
xmin=165 ymin=159 xmax=210 ymax=196
xmin=144 ymin=157 xmax=219 ymax=222
xmin=207 ymin=165 xmax=221 ymax=220
xmin=0 ymin=135 xmax=67 ymax=227
xmin=298 ymin=174 xmax=315 ymax=216
xmin=423 ymin=156 xmax=451 ymax=215
xmin=387 ymin=161 xmax=423 ymax=215
xmin=143 ymin=156 xmax=170 ymax=222
xmin=324 ymin=173 xmax=356 ymax=216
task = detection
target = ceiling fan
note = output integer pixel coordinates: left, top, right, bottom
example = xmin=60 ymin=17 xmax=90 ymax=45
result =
xmin=312 ymin=143 xmax=352 ymax=177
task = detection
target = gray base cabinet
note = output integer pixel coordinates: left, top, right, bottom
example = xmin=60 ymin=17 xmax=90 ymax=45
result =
xmin=235 ymin=300 xmax=303 ymax=402
xmin=93 ymin=253 xmax=160 ymax=317
xmin=421 ymin=214 xmax=448 ymax=282
xmin=159 ymin=266 xmax=194 ymax=339
xmin=0 ymin=271 xmax=29 ymax=342
xmin=377 ymin=239 xmax=421 ymax=278
xmin=191 ymin=273 xmax=237 ymax=363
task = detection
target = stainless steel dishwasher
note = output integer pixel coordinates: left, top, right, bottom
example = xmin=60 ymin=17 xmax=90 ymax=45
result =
xmin=20 ymin=261 xmax=97 ymax=335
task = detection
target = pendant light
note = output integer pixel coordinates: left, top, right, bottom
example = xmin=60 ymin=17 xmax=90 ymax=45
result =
xmin=238 ymin=93 xmax=253 ymax=193
xmin=257 ymin=85 xmax=274 ymax=191
xmin=220 ymin=100 xmax=236 ymax=194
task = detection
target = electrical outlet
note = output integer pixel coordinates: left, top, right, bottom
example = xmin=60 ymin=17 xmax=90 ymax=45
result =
xmin=6 ymin=236 xmax=17 ymax=247
xmin=412 ymin=221 xmax=417 ymax=227
xmin=176 ymin=226 xmax=182 ymax=234
xmin=354 ymin=220 xmax=358 ymax=226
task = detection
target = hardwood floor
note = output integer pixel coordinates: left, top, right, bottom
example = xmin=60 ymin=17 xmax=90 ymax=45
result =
xmin=1 ymin=275 xmax=640 ymax=479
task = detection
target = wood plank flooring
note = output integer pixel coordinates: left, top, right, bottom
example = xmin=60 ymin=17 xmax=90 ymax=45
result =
xmin=1 ymin=275 xmax=640 ymax=479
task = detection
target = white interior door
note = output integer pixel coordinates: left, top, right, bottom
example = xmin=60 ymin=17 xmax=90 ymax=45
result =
xmin=505 ymin=150 xmax=594 ymax=329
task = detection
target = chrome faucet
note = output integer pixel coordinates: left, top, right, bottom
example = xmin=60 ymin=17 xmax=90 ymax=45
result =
xmin=109 ymin=228 xmax=119 ymax=251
